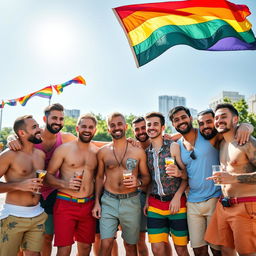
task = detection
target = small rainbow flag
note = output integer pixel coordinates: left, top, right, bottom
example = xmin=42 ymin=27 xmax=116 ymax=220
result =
xmin=18 ymin=86 xmax=53 ymax=106
xmin=113 ymin=0 xmax=256 ymax=66
xmin=4 ymin=99 xmax=17 ymax=106
xmin=53 ymin=76 xmax=86 ymax=94
xmin=0 ymin=101 xmax=4 ymax=109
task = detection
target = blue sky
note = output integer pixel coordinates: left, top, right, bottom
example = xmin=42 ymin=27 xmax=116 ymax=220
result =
xmin=0 ymin=0 xmax=255 ymax=128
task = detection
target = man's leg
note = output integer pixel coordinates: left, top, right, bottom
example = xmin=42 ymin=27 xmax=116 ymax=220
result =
xmin=173 ymin=245 xmax=189 ymax=256
xmin=100 ymin=238 xmax=115 ymax=256
xmin=137 ymin=232 xmax=149 ymax=256
xmin=164 ymin=241 xmax=173 ymax=256
xmin=41 ymin=234 xmax=53 ymax=256
xmin=151 ymin=242 xmax=167 ymax=256
xmin=124 ymin=241 xmax=138 ymax=256
xmin=56 ymin=246 xmax=72 ymax=256
xmin=221 ymin=246 xmax=237 ymax=256
xmin=193 ymin=245 xmax=209 ymax=256
xmin=23 ymin=251 xmax=40 ymax=256
xmin=210 ymin=246 xmax=222 ymax=256
xmin=77 ymin=242 xmax=92 ymax=256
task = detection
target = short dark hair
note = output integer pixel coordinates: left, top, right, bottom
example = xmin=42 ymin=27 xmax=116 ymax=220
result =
xmin=107 ymin=112 xmax=126 ymax=126
xmin=169 ymin=106 xmax=191 ymax=121
xmin=44 ymin=103 xmax=64 ymax=117
xmin=13 ymin=115 xmax=33 ymax=135
xmin=215 ymin=103 xmax=239 ymax=116
xmin=132 ymin=116 xmax=145 ymax=125
xmin=145 ymin=112 xmax=165 ymax=126
xmin=77 ymin=113 xmax=97 ymax=126
xmin=197 ymin=109 xmax=215 ymax=118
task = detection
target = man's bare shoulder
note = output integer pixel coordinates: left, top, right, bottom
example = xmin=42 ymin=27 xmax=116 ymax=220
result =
xmin=34 ymin=148 xmax=46 ymax=159
xmin=0 ymin=148 xmax=16 ymax=159
xmin=89 ymin=142 xmax=100 ymax=154
xmin=61 ymin=132 xmax=76 ymax=143
xmin=129 ymin=143 xmax=145 ymax=155
xmin=97 ymin=142 xmax=113 ymax=155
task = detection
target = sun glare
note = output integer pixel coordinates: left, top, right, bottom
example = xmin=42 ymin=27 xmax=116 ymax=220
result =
xmin=30 ymin=16 xmax=78 ymax=61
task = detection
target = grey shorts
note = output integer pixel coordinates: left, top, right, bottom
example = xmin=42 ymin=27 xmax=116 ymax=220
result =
xmin=100 ymin=190 xmax=141 ymax=244
xmin=139 ymin=191 xmax=147 ymax=232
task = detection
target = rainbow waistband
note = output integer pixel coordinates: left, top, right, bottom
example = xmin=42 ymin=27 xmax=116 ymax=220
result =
xmin=56 ymin=192 xmax=94 ymax=203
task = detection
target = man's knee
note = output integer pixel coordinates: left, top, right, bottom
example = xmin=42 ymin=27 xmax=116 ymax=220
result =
xmin=44 ymin=234 xmax=54 ymax=243
xmin=193 ymin=245 xmax=209 ymax=256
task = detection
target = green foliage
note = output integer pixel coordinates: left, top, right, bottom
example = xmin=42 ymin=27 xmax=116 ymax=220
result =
xmin=223 ymin=98 xmax=256 ymax=137
xmin=62 ymin=116 xmax=77 ymax=135
xmin=0 ymin=127 xmax=13 ymax=149
xmin=62 ymin=113 xmax=137 ymax=142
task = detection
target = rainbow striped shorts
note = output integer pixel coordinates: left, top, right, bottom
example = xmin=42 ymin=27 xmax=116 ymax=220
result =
xmin=147 ymin=195 xmax=188 ymax=245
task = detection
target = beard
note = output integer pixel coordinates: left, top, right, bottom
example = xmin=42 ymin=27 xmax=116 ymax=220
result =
xmin=28 ymin=133 xmax=42 ymax=144
xmin=79 ymin=132 xmax=94 ymax=143
xmin=175 ymin=122 xmax=193 ymax=135
xmin=200 ymin=127 xmax=218 ymax=140
xmin=216 ymin=122 xmax=232 ymax=134
xmin=135 ymin=133 xmax=149 ymax=142
xmin=46 ymin=123 xmax=63 ymax=134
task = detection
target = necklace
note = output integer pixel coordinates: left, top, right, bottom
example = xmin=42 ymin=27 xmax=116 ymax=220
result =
xmin=113 ymin=141 xmax=128 ymax=167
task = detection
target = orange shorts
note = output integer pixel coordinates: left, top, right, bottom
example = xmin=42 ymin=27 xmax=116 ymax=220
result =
xmin=205 ymin=201 xmax=256 ymax=254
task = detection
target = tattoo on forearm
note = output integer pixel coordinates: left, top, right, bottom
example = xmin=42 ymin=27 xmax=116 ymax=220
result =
xmin=237 ymin=173 xmax=256 ymax=184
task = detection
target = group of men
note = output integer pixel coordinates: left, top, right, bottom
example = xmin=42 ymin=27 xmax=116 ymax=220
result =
xmin=0 ymin=102 xmax=255 ymax=256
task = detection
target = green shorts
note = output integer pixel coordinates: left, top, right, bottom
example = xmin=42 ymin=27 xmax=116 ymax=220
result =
xmin=0 ymin=212 xmax=47 ymax=256
xmin=100 ymin=191 xmax=141 ymax=245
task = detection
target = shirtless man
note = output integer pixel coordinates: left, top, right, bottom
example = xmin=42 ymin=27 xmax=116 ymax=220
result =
xmin=92 ymin=112 xmax=150 ymax=256
xmin=205 ymin=103 xmax=256 ymax=256
xmin=0 ymin=115 xmax=47 ymax=256
xmin=8 ymin=103 xmax=76 ymax=256
xmin=45 ymin=113 xmax=99 ymax=256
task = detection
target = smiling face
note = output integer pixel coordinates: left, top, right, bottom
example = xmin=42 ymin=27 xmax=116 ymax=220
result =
xmin=22 ymin=118 xmax=42 ymax=144
xmin=132 ymin=120 xmax=149 ymax=142
xmin=108 ymin=115 xmax=127 ymax=140
xmin=45 ymin=110 xmax=64 ymax=134
xmin=198 ymin=113 xmax=218 ymax=140
xmin=146 ymin=116 xmax=164 ymax=139
xmin=214 ymin=108 xmax=238 ymax=134
xmin=76 ymin=118 xmax=96 ymax=143
xmin=171 ymin=110 xmax=193 ymax=134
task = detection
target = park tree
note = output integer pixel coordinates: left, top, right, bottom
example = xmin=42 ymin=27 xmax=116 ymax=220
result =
xmin=223 ymin=98 xmax=256 ymax=137
xmin=0 ymin=127 xmax=13 ymax=149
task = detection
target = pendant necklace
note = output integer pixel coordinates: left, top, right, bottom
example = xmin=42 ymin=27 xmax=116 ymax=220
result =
xmin=113 ymin=141 xmax=128 ymax=167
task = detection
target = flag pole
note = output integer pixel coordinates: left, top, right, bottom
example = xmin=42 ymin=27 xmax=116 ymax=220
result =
xmin=0 ymin=106 xmax=3 ymax=131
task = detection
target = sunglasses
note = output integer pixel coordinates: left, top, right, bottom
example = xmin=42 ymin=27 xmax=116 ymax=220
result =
xmin=190 ymin=150 xmax=196 ymax=160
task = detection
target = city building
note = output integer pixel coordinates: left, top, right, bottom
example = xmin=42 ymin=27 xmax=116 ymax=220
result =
xmin=158 ymin=95 xmax=186 ymax=127
xmin=248 ymin=94 xmax=256 ymax=114
xmin=209 ymin=91 xmax=245 ymax=110
xmin=189 ymin=108 xmax=198 ymax=119
xmin=64 ymin=109 xmax=80 ymax=119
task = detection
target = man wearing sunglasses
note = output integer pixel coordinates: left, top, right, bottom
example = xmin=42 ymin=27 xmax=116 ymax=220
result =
xmin=169 ymin=106 xmax=253 ymax=256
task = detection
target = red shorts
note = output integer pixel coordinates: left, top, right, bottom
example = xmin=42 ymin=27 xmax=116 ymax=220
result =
xmin=53 ymin=196 xmax=96 ymax=246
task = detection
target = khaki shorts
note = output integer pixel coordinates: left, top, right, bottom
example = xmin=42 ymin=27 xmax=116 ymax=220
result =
xmin=205 ymin=201 xmax=256 ymax=254
xmin=187 ymin=197 xmax=220 ymax=250
xmin=0 ymin=212 xmax=47 ymax=256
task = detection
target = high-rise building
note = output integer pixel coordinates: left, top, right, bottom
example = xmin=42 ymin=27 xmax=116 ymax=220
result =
xmin=209 ymin=91 xmax=245 ymax=110
xmin=158 ymin=95 xmax=186 ymax=127
xmin=64 ymin=109 xmax=80 ymax=119
xmin=248 ymin=94 xmax=256 ymax=114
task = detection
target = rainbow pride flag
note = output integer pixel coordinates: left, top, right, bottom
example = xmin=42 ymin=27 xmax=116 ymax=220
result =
xmin=18 ymin=86 xmax=53 ymax=106
xmin=4 ymin=99 xmax=17 ymax=106
xmin=0 ymin=101 xmax=4 ymax=109
xmin=113 ymin=0 xmax=256 ymax=66
xmin=53 ymin=75 xmax=86 ymax=94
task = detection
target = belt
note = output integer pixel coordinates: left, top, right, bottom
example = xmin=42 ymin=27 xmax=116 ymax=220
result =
xmin=57 ymin=192 xmax=94 ymax=203
xmin=104 ymin=190 xmax=139 ymax=199
xmin=220 ymin=196 xmax=256 ymax=205
xmin=150 ymin=194 xmax=174 ymax=202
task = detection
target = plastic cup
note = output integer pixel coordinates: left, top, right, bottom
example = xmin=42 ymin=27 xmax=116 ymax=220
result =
xmin=35 ymin=170 xmax=47 ymax=194
xmin=212 ymin=165 xmax=222 ymax=186
xmin=165 ymin=157 xmax=175 ymax=179
xmin=123 ymin=169 xmax=132 ymax=180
